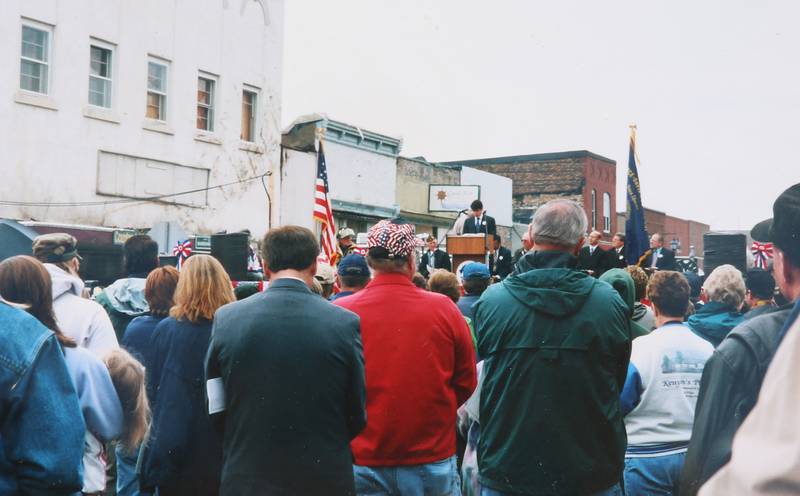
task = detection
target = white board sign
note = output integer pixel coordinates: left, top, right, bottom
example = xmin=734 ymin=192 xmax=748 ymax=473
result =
xmin=429 ymin=184 xmax=481 ymax=212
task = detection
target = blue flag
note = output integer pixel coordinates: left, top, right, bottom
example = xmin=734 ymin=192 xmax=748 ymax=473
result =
xmin=625 ymin=127 xmax=649 ymax=264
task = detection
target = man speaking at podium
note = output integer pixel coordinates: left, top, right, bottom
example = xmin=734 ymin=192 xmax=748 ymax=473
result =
xmin=461 ymin=199 xmax=497 ymax=237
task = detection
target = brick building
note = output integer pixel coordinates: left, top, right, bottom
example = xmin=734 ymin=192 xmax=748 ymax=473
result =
xmin=442 ymin=150 xmax=617 ymax=243
xmin=619 ymin=209 xmax=711 ymax=266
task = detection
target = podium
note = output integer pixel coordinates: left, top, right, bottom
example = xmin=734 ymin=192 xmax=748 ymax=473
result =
xmin=447 ymin=234 xmax=488 ymax=271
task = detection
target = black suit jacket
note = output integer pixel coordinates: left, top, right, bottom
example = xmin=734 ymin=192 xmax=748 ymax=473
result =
xmin=205 ymin=279 xmax=366 ymax=495
xmin=643 ymin=248 xmax=677 ymax=270
xmin=418 ymin=249 xmax=452 ymax=278
xmin=605 ymin=246 xmax=627 ymax=271
xmin=490 ymin=246 xmax=514 ymax=279
xmin=462 ymin=214 xmax=497 ymax=237
xmin=577 ymin=245 xmax=607 ymax=276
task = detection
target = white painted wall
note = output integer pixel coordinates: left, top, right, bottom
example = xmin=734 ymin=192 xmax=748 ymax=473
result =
xmin=324 ymin=141 xmax=397 ymax=210
xmin=461 ymin=166 xmax=513 ymax=226
xmin=0 ymin=0 xmax=283 ymax=236
xmin=279 ymin=138 xmax=398 ymax=229
xmin=279 ymin=147 xmax=317 ymax=230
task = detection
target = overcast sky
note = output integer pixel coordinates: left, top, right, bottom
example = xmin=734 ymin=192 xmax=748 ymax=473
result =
xmin=282 ymin=0 xmax=800 ymax=230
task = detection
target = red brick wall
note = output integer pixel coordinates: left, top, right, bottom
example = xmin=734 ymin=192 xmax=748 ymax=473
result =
xmin=583 ymin=157 xmax=617 ymax=243
xmin=688 ymin=220 xmax=711 ymax=258
xmin=644 ymin=208 xmax=666 ymax=239
xmin=664 ymin=216 xmax=691 ymax=256
xmin=659 ymin=216 xmax=710 ymax=259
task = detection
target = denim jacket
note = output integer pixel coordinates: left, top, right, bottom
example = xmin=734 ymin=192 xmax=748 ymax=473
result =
xmin=0 ymin=302 xmax=85 ymax=494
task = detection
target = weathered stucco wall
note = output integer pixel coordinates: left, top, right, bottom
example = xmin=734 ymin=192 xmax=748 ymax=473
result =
xmin=0 ymin=0 xmax=283 ymax=236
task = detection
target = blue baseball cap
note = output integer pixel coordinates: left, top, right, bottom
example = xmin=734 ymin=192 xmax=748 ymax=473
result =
xmin=337 ymin=254 xmax=370 ymax=277
xmin=462 ymin=262 xmax=491 ymax=280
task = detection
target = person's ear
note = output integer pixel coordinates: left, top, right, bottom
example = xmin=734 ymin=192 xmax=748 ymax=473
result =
xmin=309 ymin=260 xmax=318 ymax=279
xmin=572 ymin=236 xmax=585 ymax=256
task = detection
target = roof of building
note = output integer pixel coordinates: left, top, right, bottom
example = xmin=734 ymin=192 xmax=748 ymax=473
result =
xmin=441 ymin=149 xmax=615 ymax=167
xmin=282 ymin=113 xmax=402 ymax=157
xmin=397 ymin=155 xmax=461 ymax=170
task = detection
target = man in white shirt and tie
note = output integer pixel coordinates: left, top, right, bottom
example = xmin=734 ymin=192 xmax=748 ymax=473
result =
xmin=417 ymin=235 xmax=452 ymax=278
xmin=461 ymin=200 xmax=497 ymax=237
xmin=640 ymin=233 xmax=676 ymax=271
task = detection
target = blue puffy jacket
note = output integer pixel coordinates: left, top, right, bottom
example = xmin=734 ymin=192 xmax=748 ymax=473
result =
xmin=0 ymin=301 xmax=85 ymax=494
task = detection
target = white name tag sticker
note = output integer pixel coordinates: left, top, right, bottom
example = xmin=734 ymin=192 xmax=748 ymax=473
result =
xmin=206 ymin=377 xmax=226 ymax=414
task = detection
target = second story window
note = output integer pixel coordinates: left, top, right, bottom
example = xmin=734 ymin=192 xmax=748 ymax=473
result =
xmin=88 ymin=44 xmax=112 ymax=108
xmin=20 ymin=23 xmax=51 ymax=94
xmin=603 ymin=192 xmax=612 ymax=232
xmin=146 ymin=59 xmax=168 ymax=121
xmin=197 ymin=76 xmax=215 ymax=132
xmin=591 ymin=189 xmax=597 ymax=230
xmin=241 ymin=88 xmax=258 ymax=142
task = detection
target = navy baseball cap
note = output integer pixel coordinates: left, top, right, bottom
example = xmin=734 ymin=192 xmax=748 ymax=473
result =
xmin=337 ymin=254 xmax=370 ymax=277
xmin=462 ymin=262 xmax=491 ymax=280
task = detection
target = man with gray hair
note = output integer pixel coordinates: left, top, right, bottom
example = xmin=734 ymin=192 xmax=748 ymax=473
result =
xmin=475 ymin=200 xmax=632 ymax=496
xmin=687 ymin=264 xmax=746 ymax=348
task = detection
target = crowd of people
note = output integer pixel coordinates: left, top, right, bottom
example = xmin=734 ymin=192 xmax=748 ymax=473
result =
xmin=1 ymin=183 xmax=799 ymax=496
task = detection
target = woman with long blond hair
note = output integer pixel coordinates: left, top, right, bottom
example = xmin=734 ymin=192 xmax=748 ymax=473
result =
xmin=139 ymin=255 xmax=235 ymax=496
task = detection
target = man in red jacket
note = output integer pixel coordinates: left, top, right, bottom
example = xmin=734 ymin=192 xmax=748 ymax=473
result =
xmin=335 ymin=217 xmax=477 ymax=495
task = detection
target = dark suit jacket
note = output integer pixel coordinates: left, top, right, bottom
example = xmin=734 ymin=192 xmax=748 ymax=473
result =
xmin=605 ymin=246 xmax=627 ymax=271
xmin=418 ymin=249 xmax=452 ymax=278
xmin=490 ymin=246 xmax=514 ymax=279
xmin=577 ymin=245 xmax=607 ymax=276
xmin=462 ymin=214 xmax=497 ymax=237
xmin=205 ymin=279 xmax=366 ymax=496
xmin=643 ymin=247 xmax=677 ymax=270
xmin=512 ymin=248 xmax=528 ymax=265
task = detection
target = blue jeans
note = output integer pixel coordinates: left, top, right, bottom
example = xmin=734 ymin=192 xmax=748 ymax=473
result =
xmin=116 ymin=444 xmax=155 ymax=496
xmin=115 ymin=445 xmax=140 ymax=496
xmin=480 ymin=483 xmax=623 ymax=496
xmin=354 ymin=456 xmax=461 ymax=495
xmin=624 ymin=453 xmax=685 ymax=495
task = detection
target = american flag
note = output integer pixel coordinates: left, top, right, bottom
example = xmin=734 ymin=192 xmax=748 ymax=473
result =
xmin=314 ymin=140 xmax=339 ymax=265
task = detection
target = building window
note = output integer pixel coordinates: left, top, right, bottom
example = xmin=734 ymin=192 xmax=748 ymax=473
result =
xmin=88 ymin=44 xmax=113 ymax=108
xmin=603 ymin=192 xmax=612 ymax=233
xmin=591 ymin=189 xmax=597 ymax=230
xmin=196 ymin=75 xmax=216 ymax=132
xmin=146 ymin=59 xmax=168 ymax=121
xmin=241 ymin=88 xmax=258 ymax=142
xmin=20 ymin=22 xmax=51 ymax=94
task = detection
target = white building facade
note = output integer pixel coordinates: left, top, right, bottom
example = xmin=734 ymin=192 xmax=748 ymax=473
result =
xmin=281 ymin=115 xmax=401 ymax=235
xmin=0 ymin=0 xmax=283 ymax=235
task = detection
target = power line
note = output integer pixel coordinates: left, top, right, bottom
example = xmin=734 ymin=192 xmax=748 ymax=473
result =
xmin=0 ymin=172 xmax=270 ymax=208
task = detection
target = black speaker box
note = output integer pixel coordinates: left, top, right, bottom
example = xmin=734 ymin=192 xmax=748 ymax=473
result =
xmin=211 ymin=233 xmax=249 ymax=281
xmin=703 ymin=232 xmax=747 ymax=275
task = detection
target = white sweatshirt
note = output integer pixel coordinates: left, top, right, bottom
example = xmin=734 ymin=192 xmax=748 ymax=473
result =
xmin=45 ymin=264 xmax=118 ymax=356
xmin=622 ymin=321 xmax=714 ymax=457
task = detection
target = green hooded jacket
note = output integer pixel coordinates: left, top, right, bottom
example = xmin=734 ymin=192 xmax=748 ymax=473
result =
xmin=475 ymin=251 xmax=632 ymax=495
xmin=599 ymin=268 xmax=651 ymax=339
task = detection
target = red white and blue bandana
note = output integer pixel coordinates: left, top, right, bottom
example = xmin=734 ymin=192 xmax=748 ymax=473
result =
xmin=367 ymin=219 xmax=416 ymax=258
